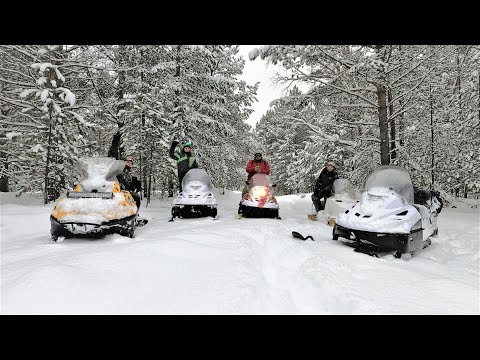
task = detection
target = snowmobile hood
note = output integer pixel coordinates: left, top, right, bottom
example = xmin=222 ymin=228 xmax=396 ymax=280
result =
xmin=336 ymin=190 xmax=421 ymax=234
xmin=51 ymin=157 xmax=137 ymax=225
xmin=51 ymin=186 xmax=137 ymax=225
xmin=173 ymin=168 xmax=218 ymax=206
xmin=241 ymin=173 xmax=278 ymax=209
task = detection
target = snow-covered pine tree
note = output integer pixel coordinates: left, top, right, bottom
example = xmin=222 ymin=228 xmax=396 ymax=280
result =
xmin=0 ymin=45 xmax=92 ymax=201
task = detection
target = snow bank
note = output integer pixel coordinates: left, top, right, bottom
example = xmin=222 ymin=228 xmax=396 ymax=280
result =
xmin=1 ymin=190 xmax=478 ymax=314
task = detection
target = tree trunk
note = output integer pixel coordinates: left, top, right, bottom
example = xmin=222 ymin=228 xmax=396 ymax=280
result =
xmin=398 ymin=98 xmax=404 ymax=149
xmin=143 ymin=165 xmax=148 ymax=198
xmin=455 ymin=53 xmax=463 ymax=122
xmin=173 ymin=45 xmax=184 ymax=133
xmin=0 ymin=154 xmax=8 ymax=192
xmin=108 ymin=45 xmax=127 ymax=160
xmin=429 ymin=83 xmax=435 ymax=190
xmin=168 ymin=178 xmax=174 ymax=197
xmin=139 ymin=65 xmax=146 ymax=198
xmin=147 ymin=144 xmax=153 ymax=205
xmin=0 ymin=175 xmax=8 ymax=192
xmin=44 ymin=115 xmax=54 ymax=204
xmin=377 ymin=85 xmax=390 ymax=165
xmin=140 ymin=112 xmax=146 ymax=197
xmin=388 ymin=89 xmax=396 ymax=163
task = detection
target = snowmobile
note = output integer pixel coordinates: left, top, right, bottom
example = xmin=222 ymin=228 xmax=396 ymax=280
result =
xmin=238 ymin=173 xmax=280 ymax=219
xmin=170 ymin=168 xmax=218 ymax=221
xmin=324 ymin=178 xmax=360 ymax=226
xmin=332 ymin=165 xmax=440 ymax=258
xmin=50 ymin=156 xmax=138 ymax=241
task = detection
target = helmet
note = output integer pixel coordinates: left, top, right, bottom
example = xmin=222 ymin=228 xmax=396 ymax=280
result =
xmin=183 ymin=140 xmax=192 ymax=148
xmin=254 ymin=150 xmax=262 ymax=156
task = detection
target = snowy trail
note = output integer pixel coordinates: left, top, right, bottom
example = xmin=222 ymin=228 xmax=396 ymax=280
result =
xmin=1 ymin=191 xmax=478 ymax=314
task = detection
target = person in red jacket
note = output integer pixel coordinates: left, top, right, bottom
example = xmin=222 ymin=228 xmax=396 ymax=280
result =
xmin=242 ymin=150 xmax=270 ymax=195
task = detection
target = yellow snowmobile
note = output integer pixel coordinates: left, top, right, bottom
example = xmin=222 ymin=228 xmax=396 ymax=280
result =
xmin=50 ymin=157 xmax=138 ymax=241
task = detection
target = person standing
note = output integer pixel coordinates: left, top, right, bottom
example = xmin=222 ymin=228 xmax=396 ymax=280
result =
xmin=169 ymin=139 xmax=198 ymax=192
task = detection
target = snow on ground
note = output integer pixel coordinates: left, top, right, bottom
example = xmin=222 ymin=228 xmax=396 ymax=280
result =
xmin=1 ymin=190 xmax=479 ymax=314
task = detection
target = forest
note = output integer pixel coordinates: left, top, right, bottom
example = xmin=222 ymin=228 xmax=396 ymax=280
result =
xmin=1 ymin=45 xmax=478 ymax=203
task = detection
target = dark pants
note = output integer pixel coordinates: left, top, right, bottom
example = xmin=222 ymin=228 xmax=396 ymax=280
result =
xmin=311 ymin=190 xmax=330 ymax=212
xmin=131 ymin=192 xmax=141 ymax=209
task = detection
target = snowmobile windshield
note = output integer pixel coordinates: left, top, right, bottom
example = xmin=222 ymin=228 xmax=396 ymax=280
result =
xmin=332 ymin=179 xmax=355 ymax=197
xmin=364 ymin=165 xmax=414 ymax=204
xmin=249 ymin=173 xmax=272 ymax=189
xmin=76 ymin=157 xmax=125 ymax=181
xmin=182 ymin=168 xmax=212 ymax=189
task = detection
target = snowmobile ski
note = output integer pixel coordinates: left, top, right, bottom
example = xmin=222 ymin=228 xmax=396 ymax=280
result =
xmin=353 ymin=247 xmax=380 ymax=258
xmin=292 ymin=231 xmax=315 ymax=241
xmin=136 ymin=218 xmax=148 ymax=227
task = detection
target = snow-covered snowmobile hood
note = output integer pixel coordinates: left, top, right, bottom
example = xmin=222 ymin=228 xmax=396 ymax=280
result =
xmin=336 ymin=188 xmax=421 ymax=234
xmin=51 ymin=157 xmax=137 ymax=225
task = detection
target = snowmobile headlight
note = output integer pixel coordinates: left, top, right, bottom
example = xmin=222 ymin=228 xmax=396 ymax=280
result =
xmin=67 ymin=191 xmax=113 ymax=199
xmin=253 ymin=187 xmax=268 ymax=197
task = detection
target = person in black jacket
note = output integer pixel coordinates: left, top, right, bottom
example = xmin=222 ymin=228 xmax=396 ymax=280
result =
xmin=117 ymin=155 xmax=141 ymax=208
xmin=169 ymin=139 xmax=198 ymax=192
xmin=312 ymin=160 xmax=339 ymax=213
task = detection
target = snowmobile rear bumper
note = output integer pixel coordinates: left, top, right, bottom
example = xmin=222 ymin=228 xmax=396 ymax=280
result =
xmin=238 ymin=204 xmax=279 ymax=218
xmin=333 ymin=224 xmax=422 ymax=253
xmin=50 ymin=214 xmax=136 ymax=239
xmin=172 ymin=204 xmax=217 ymax=218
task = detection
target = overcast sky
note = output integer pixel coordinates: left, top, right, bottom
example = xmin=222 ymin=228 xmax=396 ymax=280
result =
xmin=237 ymin=45 xmax=286 ymax=129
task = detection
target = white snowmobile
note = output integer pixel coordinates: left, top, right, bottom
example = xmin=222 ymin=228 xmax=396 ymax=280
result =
xmin=170 ymin=168 xmax=218 ymax=221
xmin=324 ymin=178 xmax=360 ymax=226
xmin=238 ymin=173 xmax=280 ymax=219
xmin=333 ymin=165 xmax=439 ymax=258
xmin=50 ymin=157 xmax=138 ymax=241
